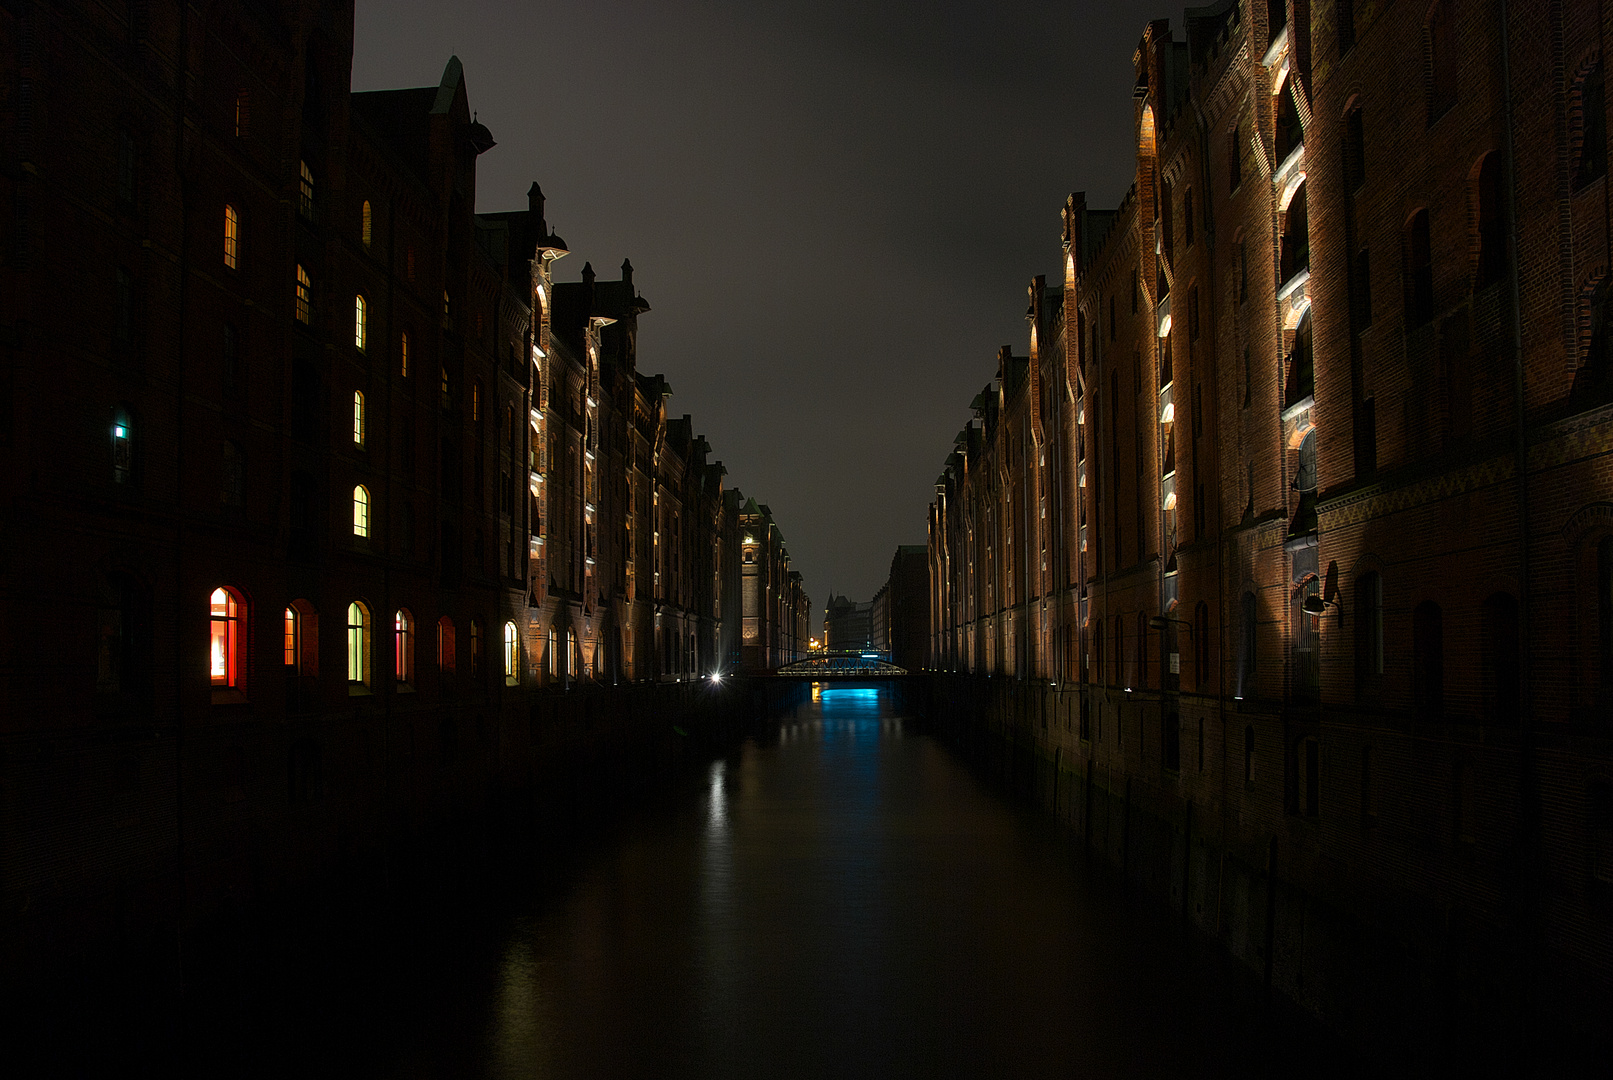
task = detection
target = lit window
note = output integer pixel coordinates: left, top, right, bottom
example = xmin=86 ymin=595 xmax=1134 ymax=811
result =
xmin=295 ymin=264 xmax=311 ymax=324
xmin=284 ymin=599 xmax=317 ymax=675
xmin=441 ymin=367 xmax=450 ymax=410
xmin=224 ymin=204 xmax=239 ymax=269
xmin=112 ymin=411 xmax=133 ymax=484
xmin=548 ymin=628 xmax=557 ymax=677
xmin=361 ymin=200 xmax=372 ymax=248
xmin=400 ymin=331 xmax=409 ymax=378
xmin=347 ymin=601 xmax=370 ymax=688
xmin=353 ymin=484 xmax=370 ymax=537
xmin=566 ymin=629 xmax=575 ymax=677
xmin=472 ymin=380 xmax=481 ymax=423
xmin=395 ymin=609 xmax=414 ymax=686
xmin=470 ymin=619 xmax=482 ymax=677
xmin=210 ymin=587 xmax=245 ymax=691
xmin=504 ymin=621 xmax=520 ymax=684
xmin=437 ymin=617 xmax=456 ymax=672
xmin=354 ymin=294 xmax=367 ymax=352
xmin=235 ymin=90 xmax=249 ymax=138
xmin=299 ymin=160 xmax=315 ymax=219
xmin=352 ymin=390 xmax=366 ymax=447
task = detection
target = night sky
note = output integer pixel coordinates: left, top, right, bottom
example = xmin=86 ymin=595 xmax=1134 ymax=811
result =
xmin=354 ymin=1 xmax=1168 ymax=632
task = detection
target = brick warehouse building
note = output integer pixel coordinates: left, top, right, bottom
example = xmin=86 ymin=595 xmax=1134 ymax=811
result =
xmin=0 ymin=1 xmax=805 ymax=971
xmin=929 ymin=0 xmax=1613 ymax=1051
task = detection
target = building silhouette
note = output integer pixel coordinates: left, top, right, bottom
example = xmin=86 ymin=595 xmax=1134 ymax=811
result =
xmin=0 ymin=0 xmax=803 ymax=971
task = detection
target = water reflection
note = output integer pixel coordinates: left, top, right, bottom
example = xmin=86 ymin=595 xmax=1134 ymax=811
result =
xmin=476 ymin=681 xmax=1352 ymax=1078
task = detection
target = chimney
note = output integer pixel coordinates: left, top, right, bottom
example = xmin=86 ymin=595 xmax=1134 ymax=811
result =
xmin=527 ymin=182 xmax=545 ymax=227
xmin=621 ymin=258 xmax=633 ymax=289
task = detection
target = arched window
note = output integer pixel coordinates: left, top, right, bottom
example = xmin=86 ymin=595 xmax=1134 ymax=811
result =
xmin=284 ymin=599 xmax=317 ymax=675
xmin=1575 ymin=59 xmax=1607 ymax=189
xmin=353 ymin=484 xmax=370 ymax=537
xmin=295 ymin=264 xmax=311 ymax=324
xmin=503 ymin=621 xmax=520 ymax=685
xmin=210 ymin=587 xmax=246 ymax=691
xmin=1343 ymin=103 xmax=1365 ymax=192
xmin=234 ymin=89 xmax=250 ymax=138
xmin=352 ymin=390 xmax=366 ymax=447
xmin=298 ymin=160 xmax=315 ymax=220
xmin=566 ymin=629 xmax=575 ymax=677
xmin=395 ymin=609 xmax=414 ymax=687
xmin=1413 ymin=600 xmax=1444 ymax=718
xmin=1163 ymin=712 xmax=1181 ymax=772
xmin=472 ymin=379 xmax=483 ymax=425
xmin=361 ymin=199 xmax=373 ymax=248
xmin=1280 ymin=180 xmax=1309 ymax=290
xmin=347 ymin=601 xmax=370 ymax=689
xmin=1474 ymin=153 xmax=1505 ymax=289
xmin=1229 ymin=120 xmax=1244 ymax=191
xmin=1275 ymin=84 xmax=1303 ymax=164
xmin=400 ymin=331 xmax=409 ymax=378
xmin=437 ymin=616 xmax=456 ymax=673
xmin=224 ymin=204 xmax=239 ymax=269
xmin=354 ymin=294 xmax=367 ymax=352
xmin=548 ymin=627 xmax=558 ymax=678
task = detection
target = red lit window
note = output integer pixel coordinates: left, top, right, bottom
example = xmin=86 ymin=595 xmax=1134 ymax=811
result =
xmin=210 ymin=587 xmax=245 ymax=690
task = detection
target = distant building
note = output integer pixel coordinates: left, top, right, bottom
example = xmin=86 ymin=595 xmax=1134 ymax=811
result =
xmin=729 ymin=494 xmax=807 ymax=672
xmin=823 ymin=594 xmax=875 ymax=654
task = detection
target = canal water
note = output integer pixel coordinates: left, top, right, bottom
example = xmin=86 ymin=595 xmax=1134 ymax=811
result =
xmin=12 ymin=682 xmax=1359 ymax=1078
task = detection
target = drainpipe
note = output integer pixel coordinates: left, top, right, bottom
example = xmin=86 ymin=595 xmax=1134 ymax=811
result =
xmin=1497 ymin=0 xmax=1538 ymax=1025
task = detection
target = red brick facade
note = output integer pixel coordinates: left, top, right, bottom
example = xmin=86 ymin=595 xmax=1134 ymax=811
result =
xmin=930 ymin=0 xmax=1613 ymax=1043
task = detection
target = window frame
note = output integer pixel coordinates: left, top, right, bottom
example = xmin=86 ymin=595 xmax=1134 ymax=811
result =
xmin=224 ymin=204 xmax=240 ymax=270
xmin=353 ymin=484 xmax=370 ymax=538
xmin=347 ymin=601 xmax=371 ymax=692
xmin=210 ymin=586 xmax=247 ymax=696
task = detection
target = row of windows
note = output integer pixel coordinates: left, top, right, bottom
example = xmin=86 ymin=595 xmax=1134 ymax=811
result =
xmin=214 ymin=587 xmax=523 ymax=695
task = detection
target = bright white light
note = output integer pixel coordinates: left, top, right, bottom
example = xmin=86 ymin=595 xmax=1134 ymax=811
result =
xmin=1158 ymin=313 xmax=1172 ymax=338
xmin=709 ymin=673 xmax=722 ymax=683
xmin=1160 ymin=401 xmax=1175 ymax=424
xmin=113 ymin=425 xmax=127 ymax=438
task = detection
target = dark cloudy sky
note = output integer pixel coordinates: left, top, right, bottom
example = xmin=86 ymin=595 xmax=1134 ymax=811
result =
xmin=354 ymin=0 xmax=1168 ymax=632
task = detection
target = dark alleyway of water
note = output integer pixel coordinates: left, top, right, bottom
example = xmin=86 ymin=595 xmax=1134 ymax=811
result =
xmin=8 ymin=683 xmax=1360 ymax=1078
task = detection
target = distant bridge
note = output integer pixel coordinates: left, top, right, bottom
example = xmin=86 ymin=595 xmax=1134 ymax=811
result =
xmin=772 ymin=652 xmax=908 ymax=678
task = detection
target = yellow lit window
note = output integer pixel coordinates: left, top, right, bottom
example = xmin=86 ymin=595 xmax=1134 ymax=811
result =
xmin=353 ymin=484 xmax=370 ymax=537
xmin=361 ymin=200 xmax=372 ymax=248
xmin=503 ymin=621 xmax=519 ymax=684
xmin=353 ymin=390 xmax=366 ymax=447
xmin=295 ymin=265 xmax=311 ymax=324
xmin=224 ymin=204 xmax=239 ymax=269
xmin=284 ymin=606 xmax=297 ymax=667
xmin=354 ymin=294 xmax=367 ymax=351
xmin=400 ymin=331 xmax=410 ymax=378
xmin=347 ymin=601 xmax=370 ymax=687
xmin=299 ymin=160 xmax=315 ymax=219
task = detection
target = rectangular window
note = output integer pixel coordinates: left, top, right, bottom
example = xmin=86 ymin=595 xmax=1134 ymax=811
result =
xmin=224 ymin=205 xmax=239 ymax=270
xmin=295 ymin=265 xmax=311 ymax=324
xmin=299 ymin=161 xmax=315 ymax=220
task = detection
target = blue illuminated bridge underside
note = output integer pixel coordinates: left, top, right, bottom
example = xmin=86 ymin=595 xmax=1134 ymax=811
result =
xmin=772 ymin=654 xmax=908 ymax=677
